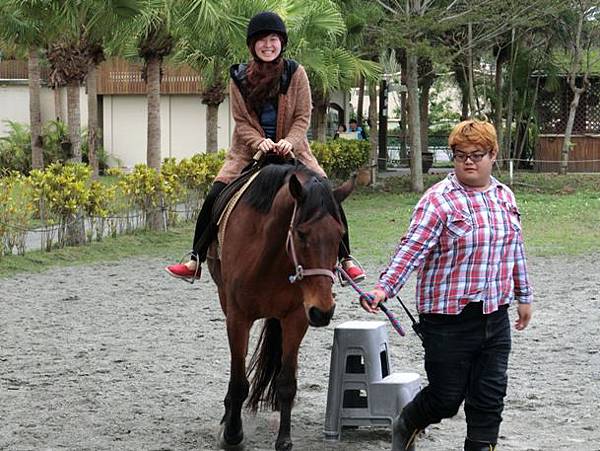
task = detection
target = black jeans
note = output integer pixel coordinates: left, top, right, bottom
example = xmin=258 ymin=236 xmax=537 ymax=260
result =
xmin=191 ymin=181 xmax=351 ymax=262
xmin=403 ymin=302 xmax=511 ymax=443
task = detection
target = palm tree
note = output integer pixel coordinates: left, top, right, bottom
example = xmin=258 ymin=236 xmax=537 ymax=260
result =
xmin=44 ymin=1 xmax=130 ymax=172
xmin=286 ymin=0 xmax=381 ymax=142
xmin=175 ymin=1 xmax=242 ymax=153
xmin=0 ymin=0 xmax=50 ymax=170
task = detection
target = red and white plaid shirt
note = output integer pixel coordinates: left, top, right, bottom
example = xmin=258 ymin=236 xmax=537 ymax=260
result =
xmin=377 ymin=173 xmax=533 ymax=315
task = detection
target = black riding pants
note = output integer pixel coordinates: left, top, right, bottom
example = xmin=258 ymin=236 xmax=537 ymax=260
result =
xmin=191 ymin=181 xmax=227 ymax=262
xmin=191 ymin=181 xmax=352 ymax=262
xmin=403 ymin=302 xmax=511 ymax=444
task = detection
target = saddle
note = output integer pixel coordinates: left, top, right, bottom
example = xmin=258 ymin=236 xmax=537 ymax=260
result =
xmin=210 ymin=153 xmax=294 ymax=258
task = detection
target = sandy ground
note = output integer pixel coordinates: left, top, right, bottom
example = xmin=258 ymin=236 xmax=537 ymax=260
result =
xmin=1 ymin=254 xmax=599 ymax=451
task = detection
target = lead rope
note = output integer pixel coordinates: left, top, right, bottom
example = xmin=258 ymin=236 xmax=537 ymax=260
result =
xmin=336 ymin=265 xmax=406 ymax=337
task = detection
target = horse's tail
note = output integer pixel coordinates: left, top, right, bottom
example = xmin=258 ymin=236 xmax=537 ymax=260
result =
xmin=247 ymin=318 xmax=282 ymax=412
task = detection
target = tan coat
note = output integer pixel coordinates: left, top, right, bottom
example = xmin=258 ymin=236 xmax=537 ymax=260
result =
xmin=215 ymin=64 xmax=325 ymax=183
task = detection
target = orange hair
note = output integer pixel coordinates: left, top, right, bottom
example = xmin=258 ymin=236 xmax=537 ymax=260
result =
xmin=448 ymin=120 xmax=498 ymax=153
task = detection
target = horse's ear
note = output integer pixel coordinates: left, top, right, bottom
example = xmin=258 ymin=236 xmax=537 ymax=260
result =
xmin=289 ymin=174 xmax=305 ymax=201
xmin=333 ymin=174 xmax=356 ymax=204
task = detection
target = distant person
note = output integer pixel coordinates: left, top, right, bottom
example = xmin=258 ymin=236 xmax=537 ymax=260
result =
xmin=360 ymin=119 xmax=533 ymax=451
xmin=333 ymin=123 xmax=346 ymax=139
xmin=348 ymin=118 xmax=367 ymax=140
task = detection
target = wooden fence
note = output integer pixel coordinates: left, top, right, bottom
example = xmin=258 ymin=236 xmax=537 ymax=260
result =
xmin=1 ymin=58 xmax=202 ymax=94
xmin=0 ymin=60 xmax=50 ymax=80
xmin=96 ymin=58 xmax=202 ymax=95
xmin=536 ymin=135 xmax=600 ymax=172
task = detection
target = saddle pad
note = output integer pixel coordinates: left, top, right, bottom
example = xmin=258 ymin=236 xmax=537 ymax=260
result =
xmin=216 ymin=169 xmax=262 ymax=259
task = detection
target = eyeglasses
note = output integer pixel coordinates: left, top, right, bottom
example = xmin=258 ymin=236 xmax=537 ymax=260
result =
xmin=451 ymin=150 xmax=490 ymax=163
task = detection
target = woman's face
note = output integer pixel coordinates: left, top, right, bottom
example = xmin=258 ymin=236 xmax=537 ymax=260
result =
xmin=254 ymin=33 xmax=282 ymax=62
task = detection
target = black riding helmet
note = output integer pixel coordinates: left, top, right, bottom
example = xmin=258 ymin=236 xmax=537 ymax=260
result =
xmin=246 ymin=11 xmax=288 ymax=48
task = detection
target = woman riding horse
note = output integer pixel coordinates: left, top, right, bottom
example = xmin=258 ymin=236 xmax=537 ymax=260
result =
xmin=165 ymin=11 xmax=364 ymax=284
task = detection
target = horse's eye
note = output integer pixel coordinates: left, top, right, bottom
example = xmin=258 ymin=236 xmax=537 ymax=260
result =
xmin=296 ymin=230 xmax=308 ymax=242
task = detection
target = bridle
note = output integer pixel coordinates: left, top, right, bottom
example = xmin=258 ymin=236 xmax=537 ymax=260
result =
xmin=285 ymin=200 xmax=337 ymax=284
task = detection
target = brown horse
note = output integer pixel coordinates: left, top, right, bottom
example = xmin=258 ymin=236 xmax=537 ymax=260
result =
xmin=207 ymin=161 xmax=353 ymax=450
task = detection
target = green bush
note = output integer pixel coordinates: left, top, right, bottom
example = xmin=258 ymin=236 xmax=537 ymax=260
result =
xmin=311 ymin=139 xmax=370 ymax=180
xmin=0 ymin=172 xmax=35 ymax=256
xmin=42 ymin=120 xmax=71 ymax=164
xmin=29 ymin=163 xmax=93 ymax=249
xmin=0 ymin=121 xmax=32 ymax=174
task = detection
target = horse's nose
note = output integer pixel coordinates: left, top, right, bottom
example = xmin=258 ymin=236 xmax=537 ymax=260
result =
xmin=308 ymin=304 xmax=336 ymax=327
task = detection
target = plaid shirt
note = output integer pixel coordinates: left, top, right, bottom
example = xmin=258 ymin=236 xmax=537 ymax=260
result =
xmin=377 ymin=173 xmax=533 ymax=315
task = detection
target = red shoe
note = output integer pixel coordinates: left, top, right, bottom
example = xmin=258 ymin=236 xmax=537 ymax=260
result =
xmin=165 ymin=262 xmax=201 ymax=282
xmin=345 ymin=265 xmax=365 ymax=283
xmin=340 ymin=257 xmax=365 ymax=286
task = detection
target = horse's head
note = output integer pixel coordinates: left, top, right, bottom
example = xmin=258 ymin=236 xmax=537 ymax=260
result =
xmin=286 ymin=171 xmax=354 ymax=327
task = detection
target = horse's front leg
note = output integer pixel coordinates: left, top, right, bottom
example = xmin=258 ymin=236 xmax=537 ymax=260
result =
xmin=219 ymin=313 xmax=251 ymax=449
xmin=275 ymin=308 xmax=309 ymax=451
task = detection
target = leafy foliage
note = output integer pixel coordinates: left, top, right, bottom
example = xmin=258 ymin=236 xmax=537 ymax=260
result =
xmin=311 ymin=138 xmax=369 ymax=180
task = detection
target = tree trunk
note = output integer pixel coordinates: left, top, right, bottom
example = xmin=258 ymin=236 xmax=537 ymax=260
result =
xmin=467 ymin=22 xmax=476 ymax=116
xmin=560 ymin=89 xmax=582 ymax=175
xmin=419 ymin=77 xmax=433 ymax=156
xmin=312 ymin=91 xmax=329 ymax=143
xmin=356 ymin=75 xmax=365 ymax=126
xmin=28 ymin=48 xmax=44 ymax=170
xmin=454 ymin=62 xmax=470 ymax=120
xmin=494 ymin=51 xmax=504 ymax=156
xmin=54 ymin=87 xmax=66 ymax=122
xmin=67 ymin=81 xmax=82 ymax=162
xmin=407 ymin=52 xmax=423 ymax=193
xmin=87 ymin=64 xmax=99 ymax=178
xmin=368 ymin=81 xmax=378 ymax=182
xmin=378 ymin=80 xmax=388 ymax=170
xmin=206 ymin=103 xmax=219 ymax=153
xmin=400 ymin=91 xmax=408 ymax=159
xmin=504 ymin=64 xmax=515 ymax=168
xmin=502 ymin=29 xmax=518 ymax=168
xmin=146 ymin=56 xmax=162 ymax=170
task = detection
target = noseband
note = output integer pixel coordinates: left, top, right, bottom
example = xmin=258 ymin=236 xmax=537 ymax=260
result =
xmin=286 ymin=201 xmax=337 ymax=284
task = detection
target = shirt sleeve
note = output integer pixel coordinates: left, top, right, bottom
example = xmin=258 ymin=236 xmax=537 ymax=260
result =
xmin=507 ymin=190 xmax=533 ymax=304
xmin=376 ymin=194 xmax=445 ymax=298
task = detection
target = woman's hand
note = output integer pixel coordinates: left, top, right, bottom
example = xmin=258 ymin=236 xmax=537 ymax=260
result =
xmin=257 ymin=138 xmax=276 ymax=153
xmin=275 ymin=139 xmax=293 ymax=157
xmin=360 ymin=288 xmax=386 ymax=314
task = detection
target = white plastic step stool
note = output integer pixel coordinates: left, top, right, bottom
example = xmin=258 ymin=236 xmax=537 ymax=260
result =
xmin=323 ymin=320 xmax=421 ymax=440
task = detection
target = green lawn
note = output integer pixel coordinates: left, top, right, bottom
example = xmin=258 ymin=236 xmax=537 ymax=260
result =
xmin=347 ymin=190 xmax=600 ymax=265
xmin=1 ymin=176 xmax=599 ymax=278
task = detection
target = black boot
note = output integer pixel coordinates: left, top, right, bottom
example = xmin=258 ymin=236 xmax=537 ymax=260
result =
xmin=464 ymin=438 xmax=497 ymax=451
xmin=391 ymin=414 xmax=419 ymax=451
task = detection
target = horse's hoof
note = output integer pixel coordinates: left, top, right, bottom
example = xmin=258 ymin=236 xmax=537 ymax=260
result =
xmin=275 ymin=439 xmax=293 ymax=451
xmin=217 ymin=424 xmax=245 ymax=450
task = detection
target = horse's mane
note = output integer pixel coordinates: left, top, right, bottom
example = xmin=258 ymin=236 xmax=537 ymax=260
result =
xmin=243 ymin=162 xmax=341 ymax=224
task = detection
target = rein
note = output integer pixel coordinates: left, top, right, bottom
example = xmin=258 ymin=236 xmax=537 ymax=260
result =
xmin=286 ymin=201 xmax=337 ymax=284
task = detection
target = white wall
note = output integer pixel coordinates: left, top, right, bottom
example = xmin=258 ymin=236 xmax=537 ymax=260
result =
xmin=0 ymin=82 xmax=88 ymax=135
xmin=102 ymin=94 xmax=232 ymax=169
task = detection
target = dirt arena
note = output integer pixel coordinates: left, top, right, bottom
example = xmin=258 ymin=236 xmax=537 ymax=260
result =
xmin=1 ymin=254 xmax=599 ymax=450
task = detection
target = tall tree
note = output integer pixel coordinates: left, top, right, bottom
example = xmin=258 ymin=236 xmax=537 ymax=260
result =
xmin=175 ymin=0 xmax=242 ymax=153
xmin=556 ymin=1 xmax=600 ymax=174
xmin=44 ymin=1 xmax=132 ymax=169
xmin=0 ymin=1 xmax=50 ymax=169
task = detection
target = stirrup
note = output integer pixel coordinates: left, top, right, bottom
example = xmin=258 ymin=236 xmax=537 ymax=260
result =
xmin=338 ymin=255 xmax=365 ymax=287
xmin=172 ymin=251 xmax=201 ymax=284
